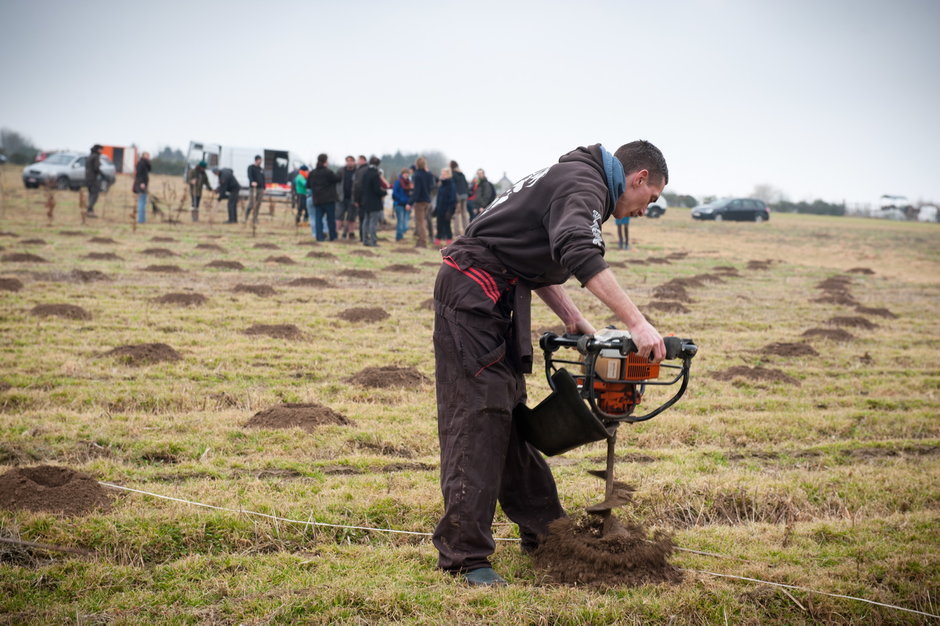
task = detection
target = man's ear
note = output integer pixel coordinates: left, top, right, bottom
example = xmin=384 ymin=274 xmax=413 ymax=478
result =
xmin=630 ymin=169 xmax=650 ymax=188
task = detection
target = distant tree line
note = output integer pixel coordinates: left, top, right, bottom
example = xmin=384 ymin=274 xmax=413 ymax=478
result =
xmin=0 ymin=128 xmax=40 ymax=164
xmin=377 ymin=150 xmax=449 ymax=177
xmin=151 ymin=146 xmax=186 ymax=175
xmin=771 ymin=199 xmax=845 ymax=216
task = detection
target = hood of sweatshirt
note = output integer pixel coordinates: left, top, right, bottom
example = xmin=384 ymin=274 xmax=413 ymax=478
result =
xmin=556 ymin=144 xmax=614 ymax=219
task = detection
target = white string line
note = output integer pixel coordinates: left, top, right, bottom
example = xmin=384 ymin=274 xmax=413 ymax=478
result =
xmin=680 ymin=569 xmax=940 ymax=620
xmin=99 ymin=481 xmax=939 ymax=619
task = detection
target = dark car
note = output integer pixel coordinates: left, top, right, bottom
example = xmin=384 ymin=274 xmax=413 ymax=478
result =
xmin=691 ymin=198 xmax=769 ymax=222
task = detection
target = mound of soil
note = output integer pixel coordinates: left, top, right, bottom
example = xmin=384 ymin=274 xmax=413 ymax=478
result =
xmin=252 ymin=243 xmax=280 ymax=250
xmin=58 ymin=230 xmax=84 ymax=236
xmin=143 ymin=264 xmax=184 ymax=273
xmin=746 ymin=260 xmax=773 ymax=270
xmin=802 ymin=327 xmax=855 ymax=341
xmin=348 ymin=365 xmax=429 ymax=388
xmin=88 ymin=237 xmax=117 ymax=244
xmin=196 ymin=243 xmax=226 ymax=252
xmin=645 ymin=258 xmax=672 ymax=265
xmin=827 ymin=316 xmax=878 ymax=329
xmin=392 ymin=247 xmax=420 ymax=255
xmin=338 ymin=269 xmax=376 ymax=280
xmin=607 ymin=260 xmax=627 ymax=269
xmin=264 ymin=255 xmax=296 ymax=265
xmin=154 ymin=293 xmax=207 ymax=306
xmin=0 ymin=465 xmax=111 ymax=516
xmin=206 ymin=260 xmax=244 ymax=270
xmin=847 ymin=267 xmax=875 ymax=275
xmin=665 ymin=252 xmax=688 ymax=260
xmin=646 ymin=300 xmax=691 ymax=314
xmin=691 ymin=273 xmax=726 ymax=283
xmin=142 ymin=248 xmax=177 ymax=258
xmin=0 ymin=278 xmax=23 ymax=292
xmin=817 ymin=276 xmax=852 ymax=290
xmin=349 ymin=248 xmax=378 ymax=257
xmin=855 ymin=306 xmax=897 ymax=319
xmin=532 ymin=514 xmax=680 ymax=588
xmin=233 ymin=284 xmax=276 ymax=297
xmin=73 ymin=270 xmax=110 ymax=282
xmin=103 ymin=343 xmax=181 ymax=365
xmin=383 ymin=264 xmax=420 ymax=274
xmin=662 ymin=276 xmax=706 ymax=289
xmin=2 ymin=253 xmax=47 ymax=263
xmin=712 ymin=366 xmax=799 ymax=385
xmin=30 ymin=303 xmax=91 ymax=320
xmin=306 ymin=250 xmax=338 ymax=260
xmin=759 ymin=342 xmax=819 ymax=357
xmin=244 ymin=324 xmax=305 ymax=340
xmin=420 ymin=298 xmax=435 ymax=311
xmin=812 ymin=293 xmax=857 ymax=306
xmin=151 ymin=236 xmax=177 ymax=243
xmin=245 ymin=403 xmax=351 ymax=433
xmin=652 ymin=284 xmax=690 ymax=301
xmin=0 ymin=232 xmax=17 ymax=238
xmin=20 ymin=238 xmax=46 ymax=245
xmin=288 ymin=277 xmax=332 ymax=288
xmin=338 ymin=307 xmax=389 ymax=322
xmin=84 ymin=252 xmax=123 ymax=261
xmin=713 ymin=265 xmax=740 ymax=274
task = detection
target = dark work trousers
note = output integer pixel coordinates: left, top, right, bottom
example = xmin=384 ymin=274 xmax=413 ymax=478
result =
xmin=225 ymin=193 xmax=239 ymax=223
xmin=86 ymin=179 xmax=100 ymax=212
xmin=432 ymin=262 xmax=565 ymax=573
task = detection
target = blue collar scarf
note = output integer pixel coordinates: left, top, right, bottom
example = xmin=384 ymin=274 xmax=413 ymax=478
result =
xmin=600 ymin=144 xmax=625 ymax=213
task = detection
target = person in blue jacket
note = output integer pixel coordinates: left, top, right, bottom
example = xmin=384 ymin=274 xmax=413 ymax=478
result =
xmin=392 ymin=169 xmax=413 ymax=241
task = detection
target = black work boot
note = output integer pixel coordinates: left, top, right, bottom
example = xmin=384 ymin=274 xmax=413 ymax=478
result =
xmin=462 ymin=567 xmax=508 ymax=587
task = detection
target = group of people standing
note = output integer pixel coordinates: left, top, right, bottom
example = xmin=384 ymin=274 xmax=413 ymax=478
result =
xmin=294 ymin=155 xmax=498 ymax=248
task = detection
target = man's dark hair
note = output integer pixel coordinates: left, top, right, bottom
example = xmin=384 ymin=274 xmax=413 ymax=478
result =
xmin=450 ymin=160 xmax=459 ymax=169
xmin=317 ymin=153 xmax=328 ymax=166
xmin=368 ymin=155 xmax=381 ymax=166
xmin=254 ymin=155 xmax=262 ymax=161
xmin=614 ymin=140 xmax=668 ymax=186
xmin=358 ymin=155 xmax=367 ymax=161
xmin=345 ymin=155 xmax=354 ymax=161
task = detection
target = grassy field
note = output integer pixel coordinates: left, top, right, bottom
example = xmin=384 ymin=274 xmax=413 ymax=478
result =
xmin=0 ymin=165 xmax=938 ymax=624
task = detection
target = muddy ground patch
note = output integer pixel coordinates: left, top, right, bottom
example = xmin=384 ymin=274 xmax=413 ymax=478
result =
xmin=245 ymin=403 xmax=352 ymax=433
xmin=758 ymin=342 xmax=819 ymax=357
xmin=0 ymin=465 xmax=111 ymax=516
xmin=712 ymin=366 xmax=799 ymax=386
xmin=802 ymin=328 xmax=855 ymax=341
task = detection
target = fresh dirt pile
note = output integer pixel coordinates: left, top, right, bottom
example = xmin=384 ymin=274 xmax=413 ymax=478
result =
xmin=88 ymin=237 xmax=117 ymax=244
xmin=827 ymin=316 xmax=878 ymax=329
xmin=338 ymin=307 xmax=389 ymax=322
xmin=747 ymin=260 xmax=773 ymax=270
xmin=0 ymin=232 xmax=18 ymax=237
xmin=421 ymin=261 xmax=441 ymax=268
xmin=264 ymin=255 xmax=296 ymax=265
xmin=812 ymin=293 xmax=858 ymax=306
xmin=663 ymin=276 xmax=707 ymax=289
xmin=645 ymin=258 xmax=671 ymax=265
xmin=802 ymin=328 xmax=855 ymax=341
xmin=245 ymin=403 xmax=351 ymax=433
xmin=665 ymin=252 xmax=688 ymax=260
xmin=847 ymin=267 xmax=875 ymax=275
xmin=30 ymin=303 xmax=91 ymax=320
xmin=338 ymin=269 xmax=376 ymax=280
xmin=233 ymin=284 xmax=276 ymax=297
xmin=646 ymin=300 xmax=691 ymax=314
xmin=306 ymin=251 xmax=337 ymax=260
xmin=84 ymin=252 xmax=123 ymax=261
xmin=288 ymin=277 xmax=332 ymax=288
xmin=142 ymin=248 xmax=177 ymax=257
xmin=59 ymin=230 xmax=83 ymax=236
xmin=817 ymin=276 xmax=852 ymax=291
xmin=143 ymin=265 xmax=184 ymax=273
xmin=103 ymin=343 xmax=181 ymax=365
xmin=253 ymin=243 xmax=280 ymax=250
xmin=532 ymin=514 xmax=680 ymax=588
xmin=2 ymin=253 xmax=47 ymax=263
xmin=652 ymin=284 xmax=690 ymax=301
xmin=392 ymin=248 xmax=420 ymax=255
xmin=0 ymin=465 xmax=111 ymax=516
xmin=349 ymin=249 xmax=377 ymax=257
xmin=20 ymin=238 xmax=46 ymax=245
xmin=244 ymin=324 xmax=305 ymax=340
xmin=154 ymin=293 xmax=207 ymax=306
xmin=196 ymin=243 xmax=226 ymax=252
xmin=383 ymin=264 xmax=420 ymax=274
xmin=420 ymin=298 xmax=435 ymax=311
xmin=713 ymin=266 xmax=740 ymax=276
xmin=347 ymin=365 xmax=429 ymax=388
xmin=71 ymin=270 xmax=110 ymax=282
xmin=206 ymin=260 xmax=244 ymax=270
xmin=151 ymin=236 xmax=177 ymax=243
xmin=712 ymin=366 xmax=799 ymax=385
xmin=855 ymin=306 xmax=897 ymax=319
xmin=759 ymin=342 xmax=819 ymax=357
xmin=0 ymin=278 xmax=23 ymax=292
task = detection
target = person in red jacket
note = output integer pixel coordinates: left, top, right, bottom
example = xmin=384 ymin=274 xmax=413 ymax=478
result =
xmin=432 ymin=141 xmax=668 ymax=586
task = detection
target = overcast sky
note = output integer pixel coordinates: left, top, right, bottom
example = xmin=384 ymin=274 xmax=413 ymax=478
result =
xmin=1 ymin=0 xmax=937 ymax=205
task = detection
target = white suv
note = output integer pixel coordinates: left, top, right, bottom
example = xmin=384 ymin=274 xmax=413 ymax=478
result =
xmin=22 ymin=152 xmax=116 ymax=191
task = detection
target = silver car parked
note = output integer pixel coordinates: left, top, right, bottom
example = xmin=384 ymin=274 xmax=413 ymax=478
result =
xmin=22 ymin=152 xmax=116 ymax=191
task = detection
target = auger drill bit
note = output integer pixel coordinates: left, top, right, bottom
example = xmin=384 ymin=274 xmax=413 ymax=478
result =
xmin=585 ymin=429 xmax=634 ymax=537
